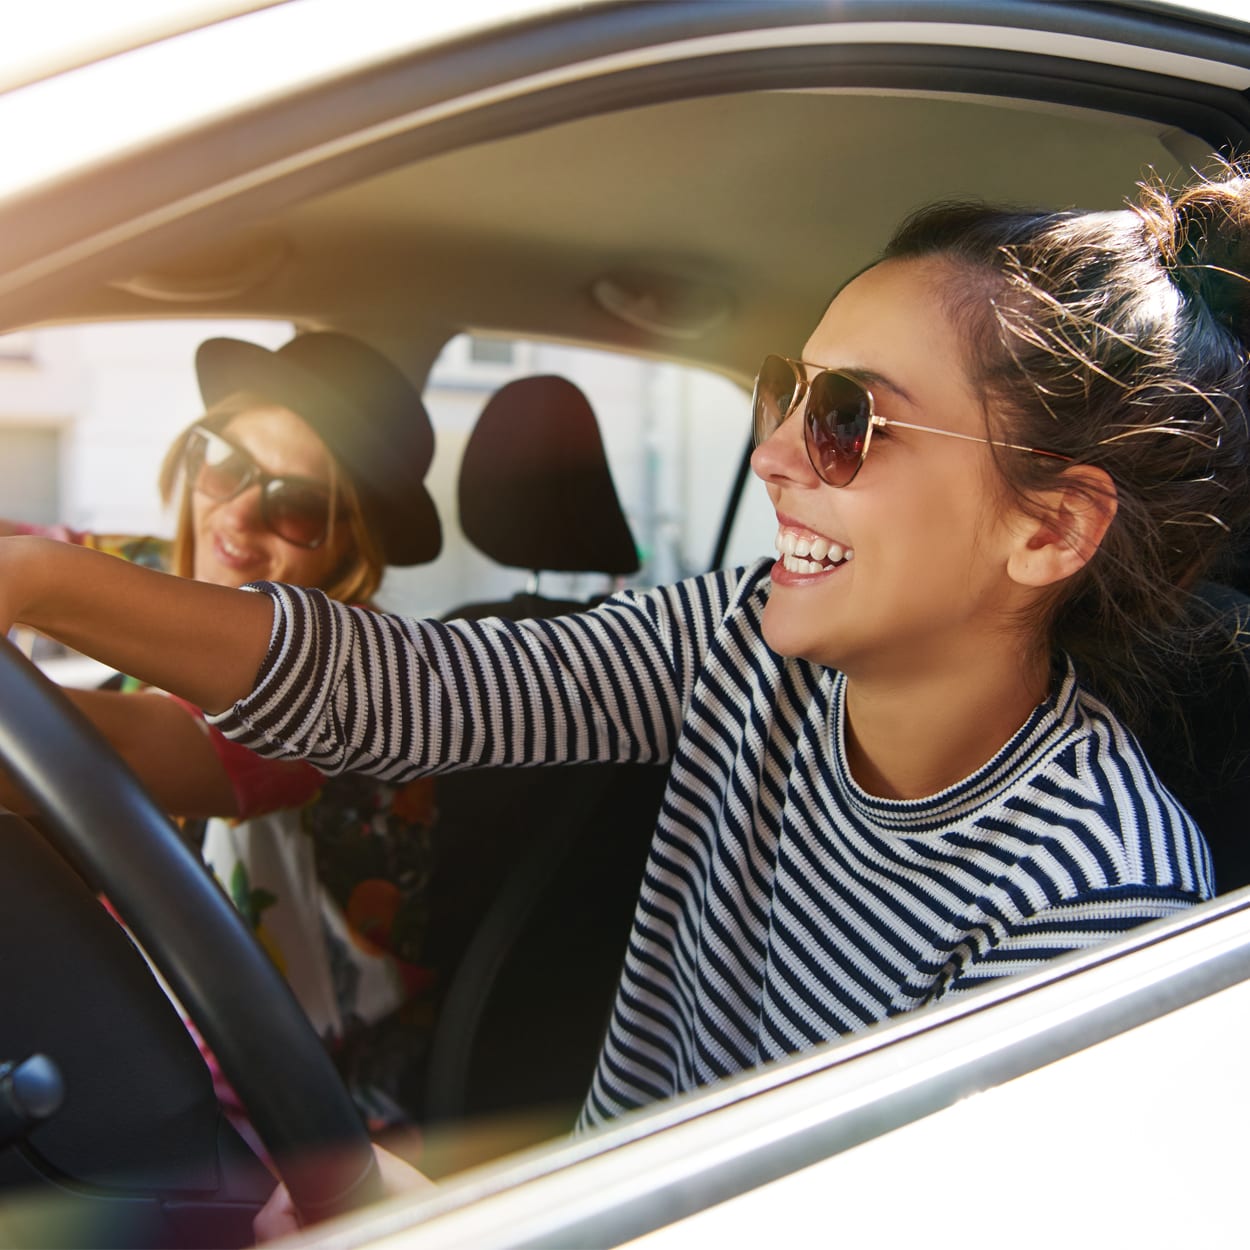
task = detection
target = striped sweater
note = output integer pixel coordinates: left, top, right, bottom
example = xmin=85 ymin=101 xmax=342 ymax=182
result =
xmin=211 ymin=560 xmax=1212 ymax=1127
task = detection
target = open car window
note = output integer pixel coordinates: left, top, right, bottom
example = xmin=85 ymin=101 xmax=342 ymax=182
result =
xmin=3 ymin=2 xmax=1250 ymax=1247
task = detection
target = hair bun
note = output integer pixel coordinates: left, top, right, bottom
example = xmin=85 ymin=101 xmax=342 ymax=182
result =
xmin=1141 ymin=164 xmax=1250 ymax=347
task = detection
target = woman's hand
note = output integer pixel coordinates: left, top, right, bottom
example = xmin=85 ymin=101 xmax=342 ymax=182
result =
xmin=253 ymin=1143 xmax=436 ymax=1242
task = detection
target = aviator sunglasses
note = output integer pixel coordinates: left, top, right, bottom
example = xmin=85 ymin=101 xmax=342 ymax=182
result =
xmin=752 ymin=354 xmax=1071 ymax=487
xmin=184 ymin=424 xmax=338 ymax=549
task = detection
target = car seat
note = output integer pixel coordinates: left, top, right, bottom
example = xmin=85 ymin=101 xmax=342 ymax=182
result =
xmin=422 ymin=376 xmax=665 ymax=1151
xmin=444 ymin=373 xmax=639 ymax=618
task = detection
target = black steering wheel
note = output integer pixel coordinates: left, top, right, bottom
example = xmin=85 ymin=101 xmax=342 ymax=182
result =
xmin=0 ymin=638 xmax=382 ymax=1226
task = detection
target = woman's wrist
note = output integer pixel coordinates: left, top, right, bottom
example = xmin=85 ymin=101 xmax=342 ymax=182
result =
xmin=0 ymin=536 xmax=59 ymax=637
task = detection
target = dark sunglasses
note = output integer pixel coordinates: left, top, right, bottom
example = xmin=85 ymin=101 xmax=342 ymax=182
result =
xmin=752 ymin=354 xmax=1071 ymax=487
xmin=184 ymin=425 xmax=337 ymax=549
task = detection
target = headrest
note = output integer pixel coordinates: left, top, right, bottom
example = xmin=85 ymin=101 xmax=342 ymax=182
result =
xmin=458 ymin=375 xmax=639 ymax=576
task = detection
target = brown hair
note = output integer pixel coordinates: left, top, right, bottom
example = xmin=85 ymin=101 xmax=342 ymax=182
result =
xmin=158 ymin=392 xmax=386 ymax=604
xmin=880 ymin=157 xmax=1250 ymax=737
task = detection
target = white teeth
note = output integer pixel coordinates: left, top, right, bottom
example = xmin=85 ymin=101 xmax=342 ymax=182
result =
xmin=774 ymin=526 xmax=853 ymax=572
xmin=218 ymin=535 xmax=253 ymax=560
xmin=781 ymin=554 xmax=825 ymax=574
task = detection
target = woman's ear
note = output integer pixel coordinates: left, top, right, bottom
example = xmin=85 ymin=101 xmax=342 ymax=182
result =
xmin=1006 ymin=465 xmax=1117 ymax=588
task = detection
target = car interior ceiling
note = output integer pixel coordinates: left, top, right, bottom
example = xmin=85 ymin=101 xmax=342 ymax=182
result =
xmin=25 ymin=89 xmax=1219 ymax=379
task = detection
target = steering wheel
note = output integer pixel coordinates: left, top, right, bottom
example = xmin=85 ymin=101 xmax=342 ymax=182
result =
xmin=0 ymin=638 xmax=382 ymax=1225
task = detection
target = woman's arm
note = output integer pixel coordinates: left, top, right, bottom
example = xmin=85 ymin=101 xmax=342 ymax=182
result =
xmin=213 ymin=577 xmax=699 ymax=778
xmin=63 ymin=689 xmax=243 ymax=816
xmin=0 ymin=537 xmax=273 ymax=713
xmin=3 ymin=536 xmax=749 ymax=780
xmin=0 ymin=688 xmax=238 ymax=817
xmin=0 ymin=688 xmax=325 ymax=819
xmin=254 ymin=1143 xmax=434 ymax=1242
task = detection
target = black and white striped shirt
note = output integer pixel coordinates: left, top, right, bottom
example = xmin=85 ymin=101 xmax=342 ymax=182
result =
xmin=212 ymin=561 xmax=1212 ymax=1126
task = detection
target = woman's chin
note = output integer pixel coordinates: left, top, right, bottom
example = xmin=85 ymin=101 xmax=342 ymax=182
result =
xmin=762 ymin=599 xmax=829 ymax=667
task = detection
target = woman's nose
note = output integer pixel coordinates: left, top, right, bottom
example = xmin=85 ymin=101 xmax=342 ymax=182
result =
xmin=215 ymin=482 xmax=266 ymax=529
xmin=750 ymin=408 xmax=818 ymax=487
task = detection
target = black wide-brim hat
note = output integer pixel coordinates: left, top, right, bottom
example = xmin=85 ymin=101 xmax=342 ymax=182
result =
xmin=195 ymin=332 xmax=441 ymax=567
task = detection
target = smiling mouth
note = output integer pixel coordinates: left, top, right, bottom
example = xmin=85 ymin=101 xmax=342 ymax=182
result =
xmin=774 ymin=526 xmax=854 ymax=575
xmin=213 ymin=533 xmax=261 ymax=564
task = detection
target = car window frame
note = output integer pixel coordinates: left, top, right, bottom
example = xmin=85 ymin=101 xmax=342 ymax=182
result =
xmin=289 ymin=886 xmax=1250 ymax=1249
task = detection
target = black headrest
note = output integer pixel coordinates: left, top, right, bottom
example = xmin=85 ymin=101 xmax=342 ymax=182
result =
xmin=458 ymin=375 xmax=639 ymax=576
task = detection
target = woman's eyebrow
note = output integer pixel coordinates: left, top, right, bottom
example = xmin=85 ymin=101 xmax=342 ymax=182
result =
xmin=840 ymin=366 xmax=917 ymax=408
xmin=796 ymin=357 xmax=916 ymax=407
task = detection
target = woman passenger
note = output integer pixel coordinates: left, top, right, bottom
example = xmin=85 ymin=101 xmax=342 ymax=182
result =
xmin=1 ymin=330 xmax=443 ymax=1130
